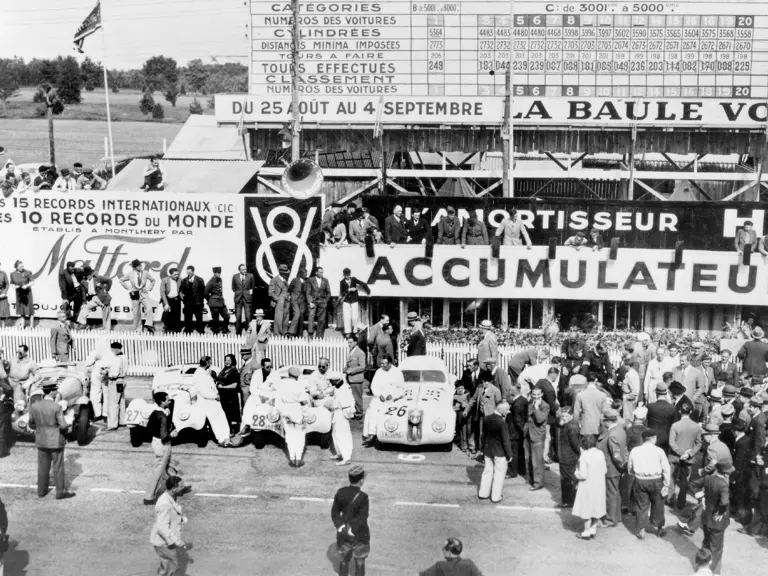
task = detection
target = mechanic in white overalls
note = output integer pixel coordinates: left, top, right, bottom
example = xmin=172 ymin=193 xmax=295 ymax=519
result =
xmin=326 ymin=371 xmax=355 ymax=466
xmin=362 ymin=356 xmax=405 ymax=444
xmin=279 ymin=366 xmax=310 ymax=468
xmin=192 ymin=356 xmax=233 ymax=447
xmin=106 ymin=342 xmax=129 ymax=430
xmin=84 ymin=341 xmax=115 ymax=421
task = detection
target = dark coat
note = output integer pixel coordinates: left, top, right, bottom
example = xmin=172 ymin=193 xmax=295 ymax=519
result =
xmin=435 ymin=216 xmax=460 ymax=245
xmin=58 ymin=269 xmax=79 ymax=300
xmin=647 ymin=400 xmax=677 ymax=449
xmin=626 ymin=423 xmax=650 ymax=453
xmin=331 ymin=485 xmax=370 ymax=544
xmin=305 ymin=276 xmax=331 ymax=305
xmin=507 ymin=395 xmax=528 ymax=441
xmin=482 ymin=413 xmax=512 ymax=459
xmin=559 ymin=418 xmax=581 ymax=466
xmin=28 ymin=397 xmax=67 ymax=449
xmin=339 ymin=277 xmax=369 ymax=304
xmin=384 ymin=215 xmax=405 ymax=244
xmin=405 ymin=218 xmax=432 ymax=244
xmin=534 ymin=378 xmax=559 ymax=424
xmin=180 ymin=275 xmax=205 ymax=306
xmin=733 ymin=434 xmax=751 ymax=478
xmin=598 ymin=424 xmax=628 ymax=478
xmin=231 ymin=272 xmax=255 ymax=304
xmin=701 ymin=474 xmax=731 ymax=530
xmin=738 ymin=339 xmax=768 ymax=377
xmin=80 ymin=274 xmax=113 ymax=306
xmin=407 ymin=330 xmax=427 ymax=357
xmin=204 ymin=277 xmax=226 ymax=308
xmin=674 ymin=394 xmax=695 ymax=422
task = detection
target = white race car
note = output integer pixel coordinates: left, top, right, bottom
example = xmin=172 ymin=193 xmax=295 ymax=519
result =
xmin=126 ymin=363 xmax=221 ymax=447
xmin=239 ymin=365 xmax=332 ymax=449
xmin=372 ymin=356 xmax=456 ymax=451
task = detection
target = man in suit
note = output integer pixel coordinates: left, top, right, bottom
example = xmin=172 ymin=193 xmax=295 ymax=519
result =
xmin=231 ymin=264 xmax=256 ymax=336
xmin=344 ymin=336 xmax=367 ymax=419
xmin=180 ymin=265 xmax=205 ymax=334
xmin=716 ymin=349 xmax=738 ymax=386
xmin=647 ymin=383 xmax=677 ymax=453
xmin=669 ymin=380 xmax=694 ymax=422
xmin=598 ymin=408 xmax=627 ymax=526
xmin=697 ymin=462 xmax=733 ymax=575
xmin=673 ymin=354 xmax=706 ymax=411
xmin=288 ymin=269 xmax=307 ymax=337
xmin=50 ymin=311 xmax=73 ymax=362
xmin=159 ymin=267 xmax=181 ymax=333
xmin=507 ymin=383 xmax=528 ymax=478
xmin=268 ymin=264 xmax=290 ymax=336
xmin=306 ymin=267 xmax=331 ymax=338
xmin=348 ymin=210 xmax=366 ymax=245
xmin=245 ymin=309 xmax=271 ymax=366
xmin=478 ymin=400 xmax=512 ymax=503
xmin=524 ymin=387 xmax=549 ymax=491
xmin=204 ymin=267 xmax=230 ymax=334
xmin=76 ymin=265 xmax=113 ymax=331
xmin=730 ymin=419 xmax=751 ymax=525
xmin=405 ymin=210 xmax=432 ymax=245
xmin=406 ymin=312 xmax=427 ymax=356
xmin=58 ymin=261 xmax=80 ymax=318
xmin=485 ymin=359 xmax=513 ymax=404
xmin=507 ymin=347 xmax=538 ymax=383
xmin=384 ymin=205 xmax=405 ymax=245
xmin=477 ymin=320 xmax=498 ymax=365
xmin=738 ymin=326 xmax=768 ymax=378
xmin=558 ymin=406 xmax=581 ymax=508
xmin=667 ymin=402 xmax=702 ymax=509
xmin=28 ymin=382 xmax=75 ymax=499
xmin=573 ymin=372 xmax=611 ymax=436
xmin=535 ymin=367 xmax=560 ymax=462
xmin=119 ymin=259 xmax=156 ymax=332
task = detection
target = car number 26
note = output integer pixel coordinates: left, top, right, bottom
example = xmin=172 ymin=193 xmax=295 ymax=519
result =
xmin=384 ymin=406 xmax=407 ymax=417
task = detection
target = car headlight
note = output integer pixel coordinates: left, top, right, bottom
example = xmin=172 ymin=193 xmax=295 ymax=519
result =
xmin=432 ymin=419 xmax=446 ymax=433
xmin=384 ymin=417 xmax=399 ymax=432
xmin=267 ymin=408 xmax=280 ymax=423
xmin=303 ymin=411 xmax=317 ymax=425
xmin=177 ymin=406 xmax=191 ymax=421
xmin=14 ymin=401 xmax=25 ymax=412
xmin=17 ymin=419 xmax=26 ymax=430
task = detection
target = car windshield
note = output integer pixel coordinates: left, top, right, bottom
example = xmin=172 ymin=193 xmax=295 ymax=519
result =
xmin=402 ymin=370 xmax=446 ymax=383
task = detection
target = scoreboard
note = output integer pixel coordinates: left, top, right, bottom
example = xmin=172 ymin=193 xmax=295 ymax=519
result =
xmin=512 ymin=7 xmax=765 ymax=100
xmin=227 ymin=0 xmax=768 ymax=127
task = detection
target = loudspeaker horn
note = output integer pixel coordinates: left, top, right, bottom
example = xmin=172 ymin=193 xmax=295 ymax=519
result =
xmin=281 ymin=159 xmax=324 ymax=200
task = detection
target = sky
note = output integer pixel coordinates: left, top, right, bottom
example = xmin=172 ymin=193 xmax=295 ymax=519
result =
xmin=1 ymin=0 xmax=250 ymax=69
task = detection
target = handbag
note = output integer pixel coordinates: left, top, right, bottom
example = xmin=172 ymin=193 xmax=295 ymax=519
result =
xmin=336 ymin=491 xmax=361 ymax=543
xmin=129 ymin=291 xmax=140 ymax=301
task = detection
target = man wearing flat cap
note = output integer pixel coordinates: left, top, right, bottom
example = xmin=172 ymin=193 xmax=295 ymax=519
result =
xmin=119 ymin=259 xmax=156 ymax=332
xmin=268 ymin=264 xmax=290 ymax=336
xmin=436 ymin=207 xmax=460 ymax=245
xmin=105 ymin=341 xmax=129 ymax=430
xmin=204 ymin=267 xmax=230 ymax=334
xmin=647 ymin=383 xmax=676 ymax=454
xmin=76 ymin=167 xmax=105 ymax=191
xmin=331 ymin=465 xmax=370 ymax=576
xmin=628 ymin=429 xmax=670 ymax=539
xmin=28 ymin=381 xmax=75 ymax=499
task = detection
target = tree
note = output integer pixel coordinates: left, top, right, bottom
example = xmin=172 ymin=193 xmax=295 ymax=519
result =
xmin=163 ymin=82 xmax=180 ymax=107
xmin=142 ymin=55 xmax=178 ymax=91
xmin=55 ymin=56 xmax=82 ymax=104
xmin=152 ymin=102 xmax=165 ymax=120
xmin=189 ymin=97 xmax=203 ymax=115
xmin=139 ymin=89 xmax=155 ymax=115
xmin=80 ymin=57 xmax=103 ymax=91
xmin=184 ymin=59 xmax=209 ymax=92
xmin=0 ymin=58 xmax=22 ymax=109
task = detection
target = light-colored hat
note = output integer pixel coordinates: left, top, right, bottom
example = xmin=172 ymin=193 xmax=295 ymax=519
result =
xmin=637 ymin=332 xmax=651 ymax=342
xmin=709 ymin=388 xmax=723 ymax=401
xmin=721 ymin=404 xmax=735 ymax=417
xmin=407 ymin=312 xmax=418 ymax=321
xmin=254 ymin=309 xmax=264 ymax=316
xmin=327 ymin=371 xmax=343 ymax=381
xmin=479 ymin=320 xmax=493 ymax=330
xmin=632 ymin=406 xmax=648 ymax=420
xmin=602 ymin=408 xmax=619 ymax=422
xmin=753 ymin=326 xmax=765 ymax=339
xmin=655 ymin=382 xmax=668 ymax=394
xmin=288 ymin=366 xmax=301 ymax=379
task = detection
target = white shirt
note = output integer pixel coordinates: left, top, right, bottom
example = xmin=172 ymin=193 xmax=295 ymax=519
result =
xmin=192 ymin=367 xmax=217 ymax=400
xmin=108 ymin=353 xmax=129 ymax=381
xmin=307 ymin=369 xmax=331 ymax=398
xmin=167 ymin=279 xmax=179 ymax=299
xmin=628 ymin=442 xmax=671 ymax=487
xmin=370 ymin=366 xmax=405 ymax=399
xmin=519 ymin=363 xmax=551 ymax=396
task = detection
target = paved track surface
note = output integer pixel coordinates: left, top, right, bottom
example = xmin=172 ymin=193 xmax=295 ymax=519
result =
xmin=0 ymin=379 xmax=765 ymax=576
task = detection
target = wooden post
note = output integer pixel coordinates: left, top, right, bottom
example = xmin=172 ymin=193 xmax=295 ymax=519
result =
xmin=627 ymin=148 xmax=635 ymax=200
xmin=502 ymin=68 xmax=511 ymax=198
xmin=47 ymin=99 xmax=55 ymax=167
xmin=290 ymin=0 xmax=301 ymax=162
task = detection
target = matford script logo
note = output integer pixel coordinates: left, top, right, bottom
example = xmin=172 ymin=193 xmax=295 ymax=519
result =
xmin=250 ymin=205 xmax=317 ymax=284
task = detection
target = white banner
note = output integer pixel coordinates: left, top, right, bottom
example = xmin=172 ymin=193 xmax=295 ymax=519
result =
xmin=215 ymin=95 xmax=504 ymax=124
xmin=0 ymin=192 xmax=245 ymax=321
xmin=319 ymin=245 xmax=768 ymax=305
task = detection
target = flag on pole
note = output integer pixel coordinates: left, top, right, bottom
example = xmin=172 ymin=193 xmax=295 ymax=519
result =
xmin=73 ymin=2 xmax=102 ymax=53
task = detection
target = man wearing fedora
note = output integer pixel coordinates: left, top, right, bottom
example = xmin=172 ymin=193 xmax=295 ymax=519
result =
xmin=306 ymin=267 xmax=331 ymax=339
xmin=28 ymin=381 xmax=75 ymax=499
xmin=204 ymin=267 xmax=230 ymax=334
xmin=406 ymin=312 xmax=426 ymax=357
xmin=647 ymin=383 xmax=676 ymax=454
xmin=268 ymin=264 xmax=290 ymax=336
xmin=477 ymin=320 xmax=497 ymax=365
xmin=288 ymin=269 xmax=308 ymax=338
xmin=331 ymin=465 xmax=370 ymax=576
xmin=231 ymin=264 xmax=256 ymax=336
xmin=119 ymin=259 xmax=156 ymax=332
xmin=77 ymin=265 xmax=113 ymax=331
xmin=245 ymin=309 xmax=271 ymax=367
xmin=738 ymin=326 xmax=768 ymax=379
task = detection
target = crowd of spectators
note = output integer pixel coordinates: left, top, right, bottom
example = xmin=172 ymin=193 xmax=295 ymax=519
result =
xmin=0 ymin=160 xmax=106 ymax=198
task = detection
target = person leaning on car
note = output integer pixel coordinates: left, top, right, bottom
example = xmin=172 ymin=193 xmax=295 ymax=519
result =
xmin=28 ymin=382 xmax=75 ymax=499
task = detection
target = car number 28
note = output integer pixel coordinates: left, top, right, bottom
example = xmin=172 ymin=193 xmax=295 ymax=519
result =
xmin=384 ymin=406 xmax=407 ymax=417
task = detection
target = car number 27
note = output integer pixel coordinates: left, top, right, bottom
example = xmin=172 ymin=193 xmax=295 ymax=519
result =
xmin=384 ymin=406 xmax=407 ymax=417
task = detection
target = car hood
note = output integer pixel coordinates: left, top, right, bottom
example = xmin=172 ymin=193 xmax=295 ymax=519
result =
xmin=401 ymin=383 xmax=451 ymax=411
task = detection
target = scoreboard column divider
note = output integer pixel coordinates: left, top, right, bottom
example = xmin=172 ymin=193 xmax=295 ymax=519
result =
xmin=508 ymin=0 xmax=515 ymax=198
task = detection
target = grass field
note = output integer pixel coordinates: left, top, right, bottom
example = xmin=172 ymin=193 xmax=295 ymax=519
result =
xmin=0 ymin=88 xmax=215 ymax=124
xmin=0 ymin=118 xmax=182 ymax=170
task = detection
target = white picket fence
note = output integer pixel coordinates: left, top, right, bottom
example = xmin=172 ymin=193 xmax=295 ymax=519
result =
xmin=0 ymin=329 xmax=723 ymax=378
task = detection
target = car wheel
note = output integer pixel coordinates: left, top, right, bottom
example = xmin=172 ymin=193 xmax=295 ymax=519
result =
xmin=319 ymin=432 xmax=331 ymax=451
xmin=129 ymin=426 xmax=144 ymax=448
xmin=76 ymin=405 xmax=91 ymax=446
xmin=252 ymin=432 xmax=266 ymax=450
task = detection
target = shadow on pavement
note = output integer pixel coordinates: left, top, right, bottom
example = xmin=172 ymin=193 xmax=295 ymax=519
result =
xmin=65 ymin=452 xmax=82 ymax=487
xmin=325 ymin=541 xmax=340 ymax=574
xmin=178 ymin=542 xmax=193 ymax=575
xmin=464 ymin=462 xmax=483 ymax=488
xmin=5 ymin=540 xmax=30 ymax=576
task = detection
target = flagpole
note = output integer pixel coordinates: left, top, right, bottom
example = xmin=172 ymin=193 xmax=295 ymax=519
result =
xmin=100 ymin=1 xmax=116 ymax=179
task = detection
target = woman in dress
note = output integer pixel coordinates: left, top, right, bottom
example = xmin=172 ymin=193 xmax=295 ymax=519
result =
xmin=572 ymin=434 xmax=607 ymax=540
xmin=216 ymin=354 xmax=242 ymax=434
xmin=10 ymin=260 xmax=34 ymax=328
xmin=0 ymin=263 xmax=10 ymax=327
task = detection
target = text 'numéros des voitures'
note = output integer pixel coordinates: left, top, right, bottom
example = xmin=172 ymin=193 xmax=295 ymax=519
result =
xmin=13 ymin=198 xmax=234 ymax=228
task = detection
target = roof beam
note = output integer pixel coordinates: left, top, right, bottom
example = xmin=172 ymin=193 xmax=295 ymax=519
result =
xmin=634 ymin=179 xmax=668 ymax=201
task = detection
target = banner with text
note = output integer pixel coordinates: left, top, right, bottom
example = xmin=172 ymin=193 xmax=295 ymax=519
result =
xmin=0 ymin=192 xmax=245 ymax=321
xmin=320 ymin=245 xmax=768 ymax=305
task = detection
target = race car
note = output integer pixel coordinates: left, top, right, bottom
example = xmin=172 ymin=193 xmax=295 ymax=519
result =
xmin=236 ymin=365 xmax=332 ymax=449
xmin=11 ymin=361 xmax=94 ymax=446
xmin=371 ymin=355 xmax=456 ymax=451
xmin=125 ymin=363 xmax=220 ymax=448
